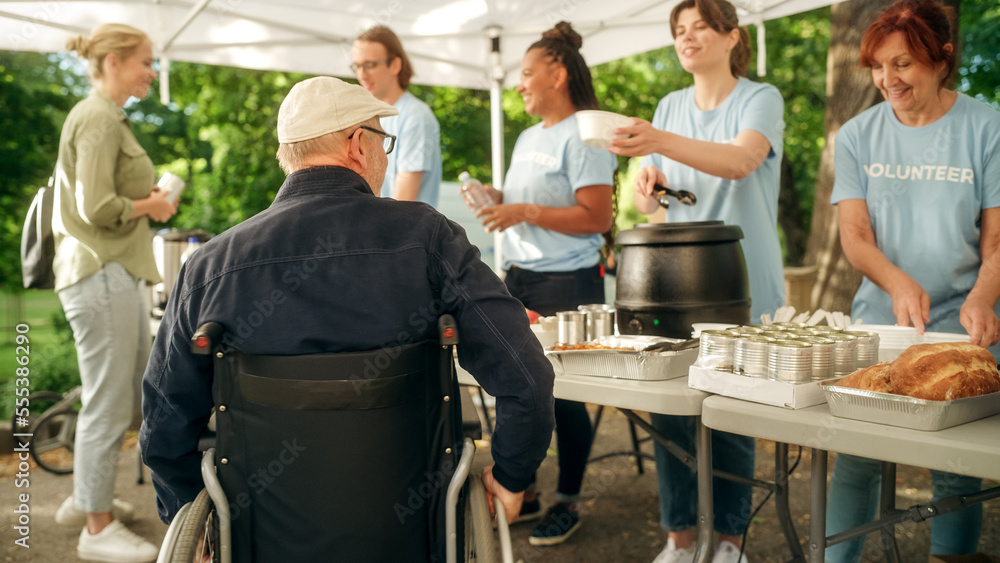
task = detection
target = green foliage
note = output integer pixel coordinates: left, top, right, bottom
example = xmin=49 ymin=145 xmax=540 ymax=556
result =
xmin=0 ymin=309 xmax=80 ymax=419
xmin=0 ymin=52 xmax=82 ymax=292
xmin=958 ymin=0 xmax=1000 ymax=107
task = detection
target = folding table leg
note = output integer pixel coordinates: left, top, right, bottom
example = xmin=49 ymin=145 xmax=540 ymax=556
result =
xmin=809 ymin=448 xmax=828 ymax=563
xmin=693 ymin=417 xmax=714 ymax=563
xmin=879 ymin=462 xmax=901 ymax=563
xmin=774 ymin=443 xmax=805 ymax=562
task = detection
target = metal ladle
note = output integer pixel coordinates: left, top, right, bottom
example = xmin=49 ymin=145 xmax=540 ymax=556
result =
xmin=653 ymin=183 xmax=697 ymax=209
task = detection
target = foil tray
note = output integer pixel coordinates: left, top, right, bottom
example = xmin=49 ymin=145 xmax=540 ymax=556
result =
xmin=545 ymin=335 xmax=698 ymax=381
xmin=820 ymin=381 xmax=1000 ymax=431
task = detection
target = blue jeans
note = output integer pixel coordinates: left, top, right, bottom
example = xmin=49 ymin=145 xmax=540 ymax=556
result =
xmin=58 ymin=262 xmax=150 ymax=513
xmin=826 ymin=453 xmax=983 ymax=562
xmin=504 ymin=264 xmax=604 ymax=502
xmin=651 ymin=413 xmax=756 ymax=535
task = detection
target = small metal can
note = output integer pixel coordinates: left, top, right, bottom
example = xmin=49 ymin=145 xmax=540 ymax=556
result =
xmin=696 ymin=329 xmax=740 ymax=370
xmin=810 ymin=325 xmax=844 ymax=334
xmin=731 ymin=326 xmax=764 ymax=335
xmin=767 ymin=340 xmax=814 ymax=382
xmin=557 ymin=311 xmax=587 ymax=345
xmin=734 ymin=335 xmax=773 ymax=377
xmin=798 ymin=336 xmax=835 ymax=380
xmin=824 ymin=333 xmax=858 ymax=376
xmin=773 ymin=321 xmax=809 ymax=330
xmin=843 ymin=330 xmax=879 ymax=368
xmin=762 ymin=330 xmax=799 ymax=341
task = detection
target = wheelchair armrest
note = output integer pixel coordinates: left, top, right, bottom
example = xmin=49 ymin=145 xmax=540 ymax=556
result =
xmin=197 ymin=430 xmax=216 ymax=452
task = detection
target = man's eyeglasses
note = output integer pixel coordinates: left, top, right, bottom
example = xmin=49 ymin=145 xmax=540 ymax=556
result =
xmin=350 ymin=58 xmax=393 ymax=73
xmin=356 ymin=125 xmax=396 ymax=154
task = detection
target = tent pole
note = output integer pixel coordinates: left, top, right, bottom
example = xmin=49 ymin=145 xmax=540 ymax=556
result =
xmin=487 ymin=25 xmax=505 ymax=274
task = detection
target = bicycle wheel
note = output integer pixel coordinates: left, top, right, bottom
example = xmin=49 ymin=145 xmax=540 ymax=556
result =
xmin=10 ymin=390 xmax=62 ymax=437
xmin=171 ymin=489 xmax=220 ymax=563
xmin=29 ymin=406 xmax=78 ymax=475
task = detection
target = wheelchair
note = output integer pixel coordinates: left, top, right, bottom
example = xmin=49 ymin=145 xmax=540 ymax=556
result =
xmin=156 ymin=315 xmax=512 ymax=563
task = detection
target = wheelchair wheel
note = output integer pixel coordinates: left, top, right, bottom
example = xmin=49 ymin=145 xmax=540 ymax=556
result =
xmin=171 ymin=489 xmax=220 ymax=563
xmin=10 ymin=390 xmax=62 ymax=438
xmin=465 ymin=478 xmax=499 ymax=563
xmin=29 ymin=405 xmax=78 ymax=475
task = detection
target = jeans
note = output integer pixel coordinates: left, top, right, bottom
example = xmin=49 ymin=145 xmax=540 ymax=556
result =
xmin=826 ymin=453 xmax=983 ymax=562
xmin=58 ymin=262 xmax=150 ymax=513
xmin=504 ymin=264 xmax=604 ymax=502
xmin=651 ymin=413 xmax=756 ymax=535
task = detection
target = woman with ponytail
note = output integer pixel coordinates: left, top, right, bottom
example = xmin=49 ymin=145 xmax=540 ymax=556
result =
xmin=610 ymin=0 xmax=786 ymax=561
xmin=52 ymin=23 xmax=173 ymax=563
xmin=472 ymin=21 xmax=617 ymax=547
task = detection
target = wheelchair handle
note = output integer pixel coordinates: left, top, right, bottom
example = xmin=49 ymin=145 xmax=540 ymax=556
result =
xmin=191 ymin=322 xmax=225 ymax=354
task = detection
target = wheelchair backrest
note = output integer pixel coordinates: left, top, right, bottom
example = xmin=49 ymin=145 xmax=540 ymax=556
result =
xmin=202 ymin=316 xmax=464 ymax=562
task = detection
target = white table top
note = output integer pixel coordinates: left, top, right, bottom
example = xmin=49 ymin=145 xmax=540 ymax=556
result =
xmin=457 ymin=366 xmax=709 ymax=417
xmin=701 ymin=395 xmax=1000 ymax=481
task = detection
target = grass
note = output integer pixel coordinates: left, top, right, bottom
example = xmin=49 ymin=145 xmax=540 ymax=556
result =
xmin=1 ymin=290 xmax=65 ymax=382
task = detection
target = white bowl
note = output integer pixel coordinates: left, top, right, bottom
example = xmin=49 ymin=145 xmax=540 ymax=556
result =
xmin=576 ymin=110 xmax=633 ymax=150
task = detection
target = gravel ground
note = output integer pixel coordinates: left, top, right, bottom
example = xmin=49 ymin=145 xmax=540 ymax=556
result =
xmin=1 ymin=403 xmax=997 ymax=562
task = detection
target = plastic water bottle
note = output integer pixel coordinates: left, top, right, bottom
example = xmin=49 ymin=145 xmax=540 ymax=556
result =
xmin=458 ymin=172 xmax=495 ymax=213
xmin=181 ymin=237 xmax=201 ymax=264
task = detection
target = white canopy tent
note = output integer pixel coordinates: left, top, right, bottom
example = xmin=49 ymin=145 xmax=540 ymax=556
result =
xmin=1 ymin=0 xmax=835 ymax=270
xmin=1 ymin=0 xmax=836 ymax=182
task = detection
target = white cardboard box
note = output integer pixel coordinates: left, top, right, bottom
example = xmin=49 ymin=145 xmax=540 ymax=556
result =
xmin=688 ymin=365 xmax=836 ymax=409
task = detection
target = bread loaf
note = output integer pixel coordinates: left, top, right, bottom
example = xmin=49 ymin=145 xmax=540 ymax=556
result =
xmin=837 ymin=342 xmax=1000 ymax=400
xmin=890 ymin=342 xmax=1000 ymax=400
xmin=836 ymin=361 xmax=892 ymax=393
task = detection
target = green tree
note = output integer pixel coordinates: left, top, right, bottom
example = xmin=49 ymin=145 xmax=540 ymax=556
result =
xmin=0 ymin=52 xmax=82 ymax=292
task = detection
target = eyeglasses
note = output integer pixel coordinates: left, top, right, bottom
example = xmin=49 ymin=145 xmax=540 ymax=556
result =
xmin=355 ymin=125 xmax=396 ymax=154
xmin=350 ymin=58 xmax=393 ymax=73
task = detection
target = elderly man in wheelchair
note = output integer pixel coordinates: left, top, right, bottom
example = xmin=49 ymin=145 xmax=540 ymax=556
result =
xmin=140 ymin=77 xmax=556 ymax=563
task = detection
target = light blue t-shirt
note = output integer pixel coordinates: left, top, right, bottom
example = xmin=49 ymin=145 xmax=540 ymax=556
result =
xmin=831 ymin=94 xmax=1000 ymax=348
xmin=380 ymin=91 xmax=442 ymax=207
xmin=641 ymin=78 xmax=786 ymax=323
xmin=501 ymin=114 xmax=616 ymax=272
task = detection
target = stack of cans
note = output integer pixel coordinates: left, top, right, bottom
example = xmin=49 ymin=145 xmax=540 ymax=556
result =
xmin=693 ymin=321 xmax=861 ymax=382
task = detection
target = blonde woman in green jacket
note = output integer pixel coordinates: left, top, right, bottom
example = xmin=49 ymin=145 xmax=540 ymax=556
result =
xmin=52 ymin=23 xmax=175 ymax=563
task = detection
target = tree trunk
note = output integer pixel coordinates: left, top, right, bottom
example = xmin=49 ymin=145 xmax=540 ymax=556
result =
xmin=778 ymin=153 xmax=807 ymax=266
xmin=804 ymin=0 xmax=895 ymax=314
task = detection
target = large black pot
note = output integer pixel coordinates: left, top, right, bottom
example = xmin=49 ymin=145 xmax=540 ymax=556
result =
xmin=614 ymin=221 xmax=750 ymax=339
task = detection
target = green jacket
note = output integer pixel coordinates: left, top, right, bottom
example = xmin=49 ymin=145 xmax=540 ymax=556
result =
xmin=53 ymin=88 xmax=161 ymax=291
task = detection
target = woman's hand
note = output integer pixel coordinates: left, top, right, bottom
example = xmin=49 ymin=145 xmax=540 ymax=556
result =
xmin=131 ymin=187 xmax=178 ymax=222
xmin=608 ymin=118 xmax=667 ymax=158
xmin=478 ymin=203 xmax=533 ymax=233
xmin=633 ymin=166 xmax=666 ymax=215
xmin=888 ymin=274 xmax=931 ymax=334
xmin=960 ymin=296 xmax=1000 ymax=348
xmin=483 ymin=184 xmax=503 ymax=205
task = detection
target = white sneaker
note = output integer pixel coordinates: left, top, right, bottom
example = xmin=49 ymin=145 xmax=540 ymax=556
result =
xmin=712 ymin=540 xmax=749 ymax=563
xmin=77 ymin=520 xmax=158 ymax=563
xmin=652 ymin=537 xmax=696 ymax=563
xmin=56 ymin=496 xmax=135 ymax=527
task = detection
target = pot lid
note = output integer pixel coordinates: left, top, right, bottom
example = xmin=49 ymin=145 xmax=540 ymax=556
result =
xmin=615 ymin=221 xmax=744 ymax=245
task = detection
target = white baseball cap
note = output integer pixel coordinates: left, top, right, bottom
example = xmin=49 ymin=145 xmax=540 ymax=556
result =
xmin=277 ymin=76 xmax=398 ymax=143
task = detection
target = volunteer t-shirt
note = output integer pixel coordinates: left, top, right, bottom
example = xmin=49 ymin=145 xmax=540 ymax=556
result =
xmin=831 ymin=93 xmax=1000 ymax=347
xmin=641 ymin=77 xmax=786 ymax=323
xmin=501 ymin=114 xmax=616 ymax=272
xmin=380 ymin=91 xmax=442 ymax=207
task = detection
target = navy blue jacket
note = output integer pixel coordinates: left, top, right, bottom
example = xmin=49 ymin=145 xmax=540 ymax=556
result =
xmin=140 ymin=166 xmax=555 ymax=523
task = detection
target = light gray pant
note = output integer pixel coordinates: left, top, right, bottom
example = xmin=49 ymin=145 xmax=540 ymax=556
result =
xmin=58 ymin=262 xmax=150 ymax=513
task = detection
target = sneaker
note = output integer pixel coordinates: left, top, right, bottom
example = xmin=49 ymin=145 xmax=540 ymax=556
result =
xmin=518 ymin=497 xmax=544 ymax=523
xmin=77 ymin=519 xmax=158 ymax=563
xmin=528 ymin=503 xmax=581 ymax=546
xmin=712 ymin=540 xmax=749 ymax=563
xmin=56 ymin=496 xmax=135 ymax=527
xmin=652 ymin=537 xmax=695 ymax=563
